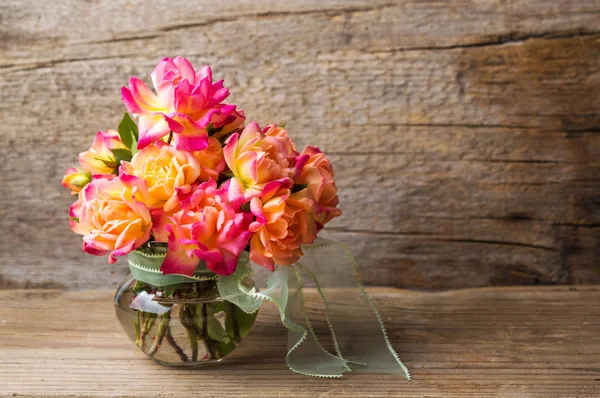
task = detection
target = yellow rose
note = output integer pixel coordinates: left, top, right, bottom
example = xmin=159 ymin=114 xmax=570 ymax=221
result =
xmin=121 ymin=143 xmax=201 ymax=212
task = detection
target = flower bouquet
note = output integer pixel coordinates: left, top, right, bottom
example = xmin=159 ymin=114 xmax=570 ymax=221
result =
xmin=63 ymin=57 xmax=409 ymax=378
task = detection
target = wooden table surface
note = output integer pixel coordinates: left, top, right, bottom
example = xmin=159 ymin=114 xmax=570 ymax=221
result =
xmin=0 ymin=286 xmax=598 ymax=397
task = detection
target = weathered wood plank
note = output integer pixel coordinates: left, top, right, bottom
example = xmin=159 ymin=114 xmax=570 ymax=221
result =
xmin=0 ymin=286 xmax=599 ymax=397
xmin=1 ymin=0 xmax=599 ymax=289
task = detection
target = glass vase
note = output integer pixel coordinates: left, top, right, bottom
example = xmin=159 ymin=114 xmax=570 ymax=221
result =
xmin=114 ymin=274 xmax=258 ymax=366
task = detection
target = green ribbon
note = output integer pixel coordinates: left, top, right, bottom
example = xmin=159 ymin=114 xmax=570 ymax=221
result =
xmin=127 ymin=249 xmax=217 ymax=287
xmin=127 ymin=239 xmax=410 ymax=379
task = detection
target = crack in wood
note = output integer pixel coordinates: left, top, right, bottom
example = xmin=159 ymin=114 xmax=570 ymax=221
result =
xmin=326 ymin=153 xmax=576 ymax=164
xmin=325 ymin=227 xmax=441 ymax=237
xmin=424 ymin=238 xmax=559 ymax=252
xmin=467 ymin=215 xmax=600 ymax=228
xmin=86 ymin=34 xmax=161 ymax=45
xmin=368 ymin=123 xmax=535 ymax=130
xmin=157 ymin=2 xmax=398 ymax=33
xmin=458 ymin=158 xmax=573 ymax=165
xmin=0 ymin=53 xmax=144 ymax=73
xmin=563 ymin=127 xmax=600 ymax=134
xmin=363 ymin=30 xmax=600 ymax=53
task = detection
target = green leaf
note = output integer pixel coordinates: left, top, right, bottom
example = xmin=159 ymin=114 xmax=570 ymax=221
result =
xmin=118 ymin=113 xmax=138 ymax=151
xmin=217 ymin=129 xmax=239 ymax=146
xmin=224 ymin=301 xmax=258 ymax=339
xmin=112 ymin=148 xmax=133 ymax=165
xmin=203 ymin=304 xmax=231 ymax=343
xmin=70 ymin=217 xmax=80 ymax=223
xmin=240 ymin=202 xmax=251 ymax=212
xmin=217 ymin=170 xmax=234 ymax=186
xmin=206 ymin=123 xmax=215 ymax=136
xmin=206 ymin=123 xmax=224 ymax=137
xmin=96 ymin=157 xmax=118 ymax=170
xmin=291 ymin=183 xmax=309 ymax=193
xmin=219 ymin=340 xmax=237 ymax=357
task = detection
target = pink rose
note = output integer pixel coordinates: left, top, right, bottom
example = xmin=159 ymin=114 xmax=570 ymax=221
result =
xmin=121 ymin=57 xmax=244 ymax=151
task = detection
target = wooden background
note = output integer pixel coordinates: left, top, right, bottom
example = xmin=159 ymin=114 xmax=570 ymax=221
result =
xmin=1 ymin=0 xmax=600 ymax=290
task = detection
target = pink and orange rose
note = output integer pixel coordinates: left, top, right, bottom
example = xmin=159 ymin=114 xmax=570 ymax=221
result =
xmin=248 ymin=187 xmax=318 ymax=270
xmin=159 ymin=179 xmax=253 ymax=276
xmin=224 ymin=122 xmax=296 ymax=200
xmin=69 ymin=175 xmax=152 ymax=263
xmin=294 ymin=146 xmax=341 ymax=228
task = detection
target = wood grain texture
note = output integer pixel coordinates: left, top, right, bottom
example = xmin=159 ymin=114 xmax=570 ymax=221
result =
xmin=0 ymin=286 xmax=599 ymax=397
xmin=1 ymin=0 xmax=600 ymax=289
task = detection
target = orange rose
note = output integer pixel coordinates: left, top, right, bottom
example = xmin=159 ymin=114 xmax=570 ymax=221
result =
xmin=69 ymin=175 xmax=152 ymax=263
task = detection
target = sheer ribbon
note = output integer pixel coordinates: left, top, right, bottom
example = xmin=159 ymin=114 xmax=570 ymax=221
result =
xmin=128 ymin=239 xmax=410 ymax=379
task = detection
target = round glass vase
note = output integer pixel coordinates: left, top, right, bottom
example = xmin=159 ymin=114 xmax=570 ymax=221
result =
xmin=114 ymin=249 xmax=258 ymax=367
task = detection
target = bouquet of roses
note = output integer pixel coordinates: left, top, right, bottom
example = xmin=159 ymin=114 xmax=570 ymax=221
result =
xmin=62 ymin=57 xmax=408 ymax=379
xmin=63 ymin=56 xmax=340 ymax=276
